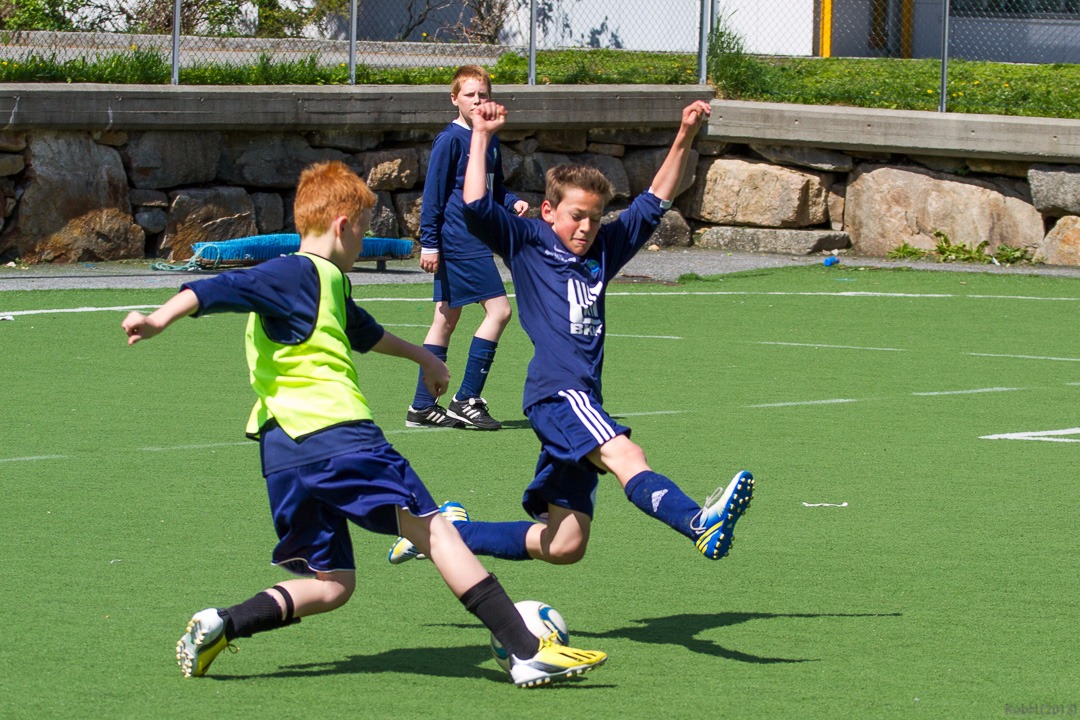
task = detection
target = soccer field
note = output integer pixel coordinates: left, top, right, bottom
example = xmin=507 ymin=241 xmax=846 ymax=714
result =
xmin=2 ymin=265 xmax=1077 ymax=719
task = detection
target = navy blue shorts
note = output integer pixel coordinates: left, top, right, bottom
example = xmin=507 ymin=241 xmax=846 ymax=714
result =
xmin=521 ymin=389 xmax=631 ymax=520
xmin=264 ymin=443 xmax=438 ymax=576
xmin=433 ymin=254 xmax=506 ymax=308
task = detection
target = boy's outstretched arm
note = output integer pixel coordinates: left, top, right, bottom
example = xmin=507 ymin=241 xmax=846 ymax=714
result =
xmin=371 ymin=331 xmax=450 ymax=399
xmin=649 ymin=100 xmax=711 ymax=203
xmin=462 ymin=101 xmax=507 ymax=205
xmin=122 ymin=289 xmax=200 ymax=345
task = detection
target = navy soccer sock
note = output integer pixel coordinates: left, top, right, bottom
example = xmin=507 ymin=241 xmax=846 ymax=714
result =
xmin=460 ymin=574 xmax=538 ymax=660
xmin=457 ymin=520 xmax=533 ymax=560
xmin=624 ymin=470 xmax=702 ymax=539
xmin=457 ymin=337 xmax=498 ymax=400
xmin=411 ymin=344 xmax=448 ymax=409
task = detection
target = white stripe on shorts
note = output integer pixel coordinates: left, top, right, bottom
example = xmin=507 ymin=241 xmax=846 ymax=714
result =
xmin=558 ymin=389 xmax=616 ymax=445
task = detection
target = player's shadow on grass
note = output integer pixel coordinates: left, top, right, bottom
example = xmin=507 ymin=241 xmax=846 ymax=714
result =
xmin=214 ymin=645 xmax=611 ymax=688
xmin=496 ymin=418 xmax=533 ymax=430
xmin=575 ymin=611 xmax=902 ymax=664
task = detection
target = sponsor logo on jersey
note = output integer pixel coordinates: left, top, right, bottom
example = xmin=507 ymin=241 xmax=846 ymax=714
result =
xmin=567 ymin=277 xmax=604 ymax=337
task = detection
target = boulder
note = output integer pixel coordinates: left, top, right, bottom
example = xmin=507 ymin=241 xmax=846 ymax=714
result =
xmin=694 ymin=138 xmax=730 ymax=157
xmin=697 ymin=226 xmax=850 ymax=254
xmin=845 ymin=163 xmax=1044 ymax=256
xmin=394 ymin=190 xmax=423 ymax=239
xmin=251 ymin=192 xmax=284 ymax=234
xmin=967 ymin=158 xmax=1030 ymax=178
xmin=588 ymin=128 xmax=676 ymax=146
xmin=306 ymin=129 xmax=383 ymax=152
xmin=1033 ymin=216 xmax=1080 ymax=266
xmin=828 ymin=180 xmax=846 ymax=231
xmin=122 ymin=131 xmax=222 ymax=189
xmin=162 ymin=186 xmax=257 ymax=261
xmin=0 ymin=153 xmax=25 ymax=176
xmin=679 ymin=156 xmax=830 ymax=228
xmin=499 ymin=143 xmax=524 ymax=186
xmin=353 ymin=148 xmax=419 ymax=191
xmin=649 ymin=208 xmax=692 ymax=247
xmin=93 ymin=130 xmax=128 ymax=147
xmin=535 ymin=129 xmax=588 ymax=153
xmin=586 ymin=142 xmax=625 ymax=157
xmin=217 ymin=133 xmax=347 ymax=188
xmin=1028 ymin=164 xmax=1080 ymax=217
xmin=371 ymin=191 xmax=400 ymax=238
xmin=0 ymin=132 xmax=27 ymax=153
xmin=516 ymin=152 xmax=572 ymax=193
xmin=750 ymin=144 xmax=853 ymax=173
xmin=0 ymin=131 xmax=143 ymax=263
xmin=581 ymin=153 xmax=630 ymax=200
xmin=135 ymin=207 xmax=169 ymax=235
xmin=623 ymin=147 xmax=699 ymax=198
xmin=908 ymin=155 xmax=967 ymax=174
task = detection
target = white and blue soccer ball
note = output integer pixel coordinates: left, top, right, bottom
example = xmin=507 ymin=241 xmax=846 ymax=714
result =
xmin=490 ymin=600 xmax=570 ymax=671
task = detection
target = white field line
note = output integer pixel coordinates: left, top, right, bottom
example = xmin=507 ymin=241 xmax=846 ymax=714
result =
xmin=141 ymin=441 xmax=252 ymax=451
xmin=0 ymin=454 xmax=69 ymax=462
xmin=911 ymin=387 xmax=1022 ymax=396
xmin=967 ymin=352 xmax=1080 ymax=362
xmin=10 ymin=288 xmax=1080 ymax=318
xmin=748 ymin=398 xmax=859 ymax=408
xmin=605 ymin=291 xmax=1080 ymax=301
xmin=2 ymin=304 xmax=157 ymax=316
xmin=608 ymin=333 xmax=683 ymax=340
xmin=758 ymin=341 xmax=905 ymax=352
xmin=981 ymin=427 xmax=1080 ymax=442
xmin=615 ymin=410 xmax=684 ymax=417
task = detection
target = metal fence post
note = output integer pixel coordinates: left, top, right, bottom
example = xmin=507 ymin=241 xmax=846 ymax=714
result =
xmin=697 ymin=0 xmax=710 ymax=84
xmin=938 ymin=0 xmax=951 ymax=112
xmin=348 ymin=0 xmax=357 ymax=85
xmin=170 ymin=0 xmax=181 ymax=85
xmin=528 ymin=0 xmax=537 ymax=86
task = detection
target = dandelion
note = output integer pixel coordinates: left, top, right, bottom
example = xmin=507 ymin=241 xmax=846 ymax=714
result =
xmin=927 ymin=89 xmax=933 ymax=94
xmin=131 ymin=44 xmax=136 ymax=51
xmin=1003 ymin=82 xmax=1009 ymax=87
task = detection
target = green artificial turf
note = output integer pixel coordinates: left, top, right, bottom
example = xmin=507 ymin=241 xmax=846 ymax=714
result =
xmin=1 ymin=266 xmax=1078 ymax=718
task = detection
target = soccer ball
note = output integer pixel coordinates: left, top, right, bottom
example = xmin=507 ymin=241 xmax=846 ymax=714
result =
xmin=490 ymin=600 xmax=570 ymax=671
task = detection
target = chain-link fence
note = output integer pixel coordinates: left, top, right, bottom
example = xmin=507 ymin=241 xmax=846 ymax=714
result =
xmin=0 ymin=0 xmax=709 ymax=83
xmin=820 ymin=0 xmax=1080 ymax=63
xmin=2 ymin=0 xmax=1078 ymax=111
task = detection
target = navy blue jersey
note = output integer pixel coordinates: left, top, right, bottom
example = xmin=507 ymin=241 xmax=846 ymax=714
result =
xmin=463 ymin=191 xmax=666 ymax=410
xmin=182 ymin=253 xmax=387 ymax=473
xmin=420 ymin=122 xmax=521 ymax=260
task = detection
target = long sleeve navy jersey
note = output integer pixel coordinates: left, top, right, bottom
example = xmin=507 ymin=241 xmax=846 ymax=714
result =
xmin=463 ymin=191 xmax=666 ymax=410
xmin=420 ymin=122 xmax=522 ymax=260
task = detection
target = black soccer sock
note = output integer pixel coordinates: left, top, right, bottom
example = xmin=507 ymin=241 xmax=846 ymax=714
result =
xmin=220 ymin=587 xmax=298 ymax=640
xmin=460 ymin=574 xmax=538 ymax=660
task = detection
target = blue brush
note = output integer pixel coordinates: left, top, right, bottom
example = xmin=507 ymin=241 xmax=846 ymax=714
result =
xmin=187 ymin=234 xmax=415 ymax=269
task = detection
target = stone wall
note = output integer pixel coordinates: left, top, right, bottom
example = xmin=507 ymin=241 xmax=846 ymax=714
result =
xmin=2 ymin=124 xmax=1080 ymax=265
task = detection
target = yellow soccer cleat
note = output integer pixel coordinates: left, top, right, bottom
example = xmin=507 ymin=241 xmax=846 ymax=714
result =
xmin=388 ymin=501 xmax=469 ymax=564
xmin=508 ymin=636 xmax=608 ymax=688
xmin=176 ymin=608 xmax=230 ymax=678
